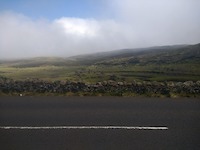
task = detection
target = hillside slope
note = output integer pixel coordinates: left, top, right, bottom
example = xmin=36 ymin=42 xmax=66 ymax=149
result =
xmin=0 ymin=43 xmax=199 ymax=82
xmin=0 ymin=43 xmax=199 ymax=67
xmin=71 ymin=44 xmax=200 ymax=65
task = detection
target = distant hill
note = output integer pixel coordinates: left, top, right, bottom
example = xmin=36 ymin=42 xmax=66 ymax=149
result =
xmin=0 ymin=57 xmax=77 ymax=67
xmin=70 ymin=43 xmax=200 ymax=65
xmin=0 ymin=43 xmax=199 ymax=82
xmin=1 ymin=43 xmax=199 ymax=67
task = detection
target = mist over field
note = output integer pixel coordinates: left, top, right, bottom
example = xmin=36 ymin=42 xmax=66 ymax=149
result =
xmin=0 ymin=0 xmax=200 ymax=59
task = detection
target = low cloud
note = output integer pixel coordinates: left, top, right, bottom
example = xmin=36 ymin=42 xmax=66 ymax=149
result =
xmin=0 ymin=0 xmax=200 ymax=59
xmin=110 ymin=0 xmax=200 ymax=45
xmin=0 ymin=12 xmax=135 ymax=59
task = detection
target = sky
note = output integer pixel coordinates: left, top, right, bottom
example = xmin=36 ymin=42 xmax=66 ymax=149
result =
xmin=0 ymin=0 xmax=200 ymax=59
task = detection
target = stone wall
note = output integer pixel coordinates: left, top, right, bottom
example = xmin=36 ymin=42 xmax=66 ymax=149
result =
xmin=0 ymin=77 xmax=200 ymax=97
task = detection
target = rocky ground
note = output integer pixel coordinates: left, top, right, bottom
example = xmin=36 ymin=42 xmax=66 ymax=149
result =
xmin=0 ymin=76 xmax=200 ymax=97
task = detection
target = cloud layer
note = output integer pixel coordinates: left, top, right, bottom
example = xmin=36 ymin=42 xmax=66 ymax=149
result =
xmin=0 ymin=12 xmax=134 ymax=59
xmin=0 ymin=0 xmax=200 ymax=59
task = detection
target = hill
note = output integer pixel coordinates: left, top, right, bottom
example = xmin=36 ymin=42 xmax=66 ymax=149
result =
xmin=70 ymin=44 xmax=200 ymax=65
xmin=1 ymin=43 xmax=199 ymax=67
xmin=0 ymin=43 xmax=199 ymax=82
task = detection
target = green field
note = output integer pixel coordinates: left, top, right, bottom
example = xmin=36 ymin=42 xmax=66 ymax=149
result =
xmin=0 ymin=43 xmax=200 ymax=83
xmin=0 ymin=63 xmax=199 ymax=83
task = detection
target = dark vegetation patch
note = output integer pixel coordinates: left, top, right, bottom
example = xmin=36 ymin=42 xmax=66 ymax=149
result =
xmin=0 ymin=76 xmax=199 ymax=97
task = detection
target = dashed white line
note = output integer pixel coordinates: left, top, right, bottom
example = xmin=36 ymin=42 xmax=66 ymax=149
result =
xmin=0 ymin=126 xmax=168 ymax=130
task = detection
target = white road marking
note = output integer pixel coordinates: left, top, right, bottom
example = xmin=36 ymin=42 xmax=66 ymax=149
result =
xmin=0 ymin=126 xmax=168 ymax=130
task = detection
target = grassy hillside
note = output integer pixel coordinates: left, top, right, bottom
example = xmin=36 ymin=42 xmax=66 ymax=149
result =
xmin=0 ymin=57 xmax=77 ymax=67
xmin=0 ymin=43 xmax=199 ymax=83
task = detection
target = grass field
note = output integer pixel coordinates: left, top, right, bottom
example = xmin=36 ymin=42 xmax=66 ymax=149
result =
xmin=0 ymin=63 xmax=199 ymax=83
xmin=0 ymin=43 xmax=199 ymax=83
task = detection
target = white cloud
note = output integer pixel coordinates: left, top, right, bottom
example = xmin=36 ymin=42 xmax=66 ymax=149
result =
xmin=109 ymin=0 xmax=200 ymax=45
xmin=55 ymin=18 xmax=99 ymax=37
xmin=0 ymin=0 xmax=200 ymax=59
xmin=0 ymin=12 xmax=134 ymax=59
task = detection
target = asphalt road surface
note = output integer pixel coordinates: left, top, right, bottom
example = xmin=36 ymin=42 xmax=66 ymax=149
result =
xmin=0 ymin=97 xmax=199 ymax=150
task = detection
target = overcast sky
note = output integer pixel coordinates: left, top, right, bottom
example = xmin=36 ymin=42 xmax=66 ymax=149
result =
xmin=0 ymin=0 xmax=200 ymax=59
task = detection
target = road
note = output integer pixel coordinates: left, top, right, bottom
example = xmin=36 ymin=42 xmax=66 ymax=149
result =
xmin=0 ymin=97 xmax=199 ymax=150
